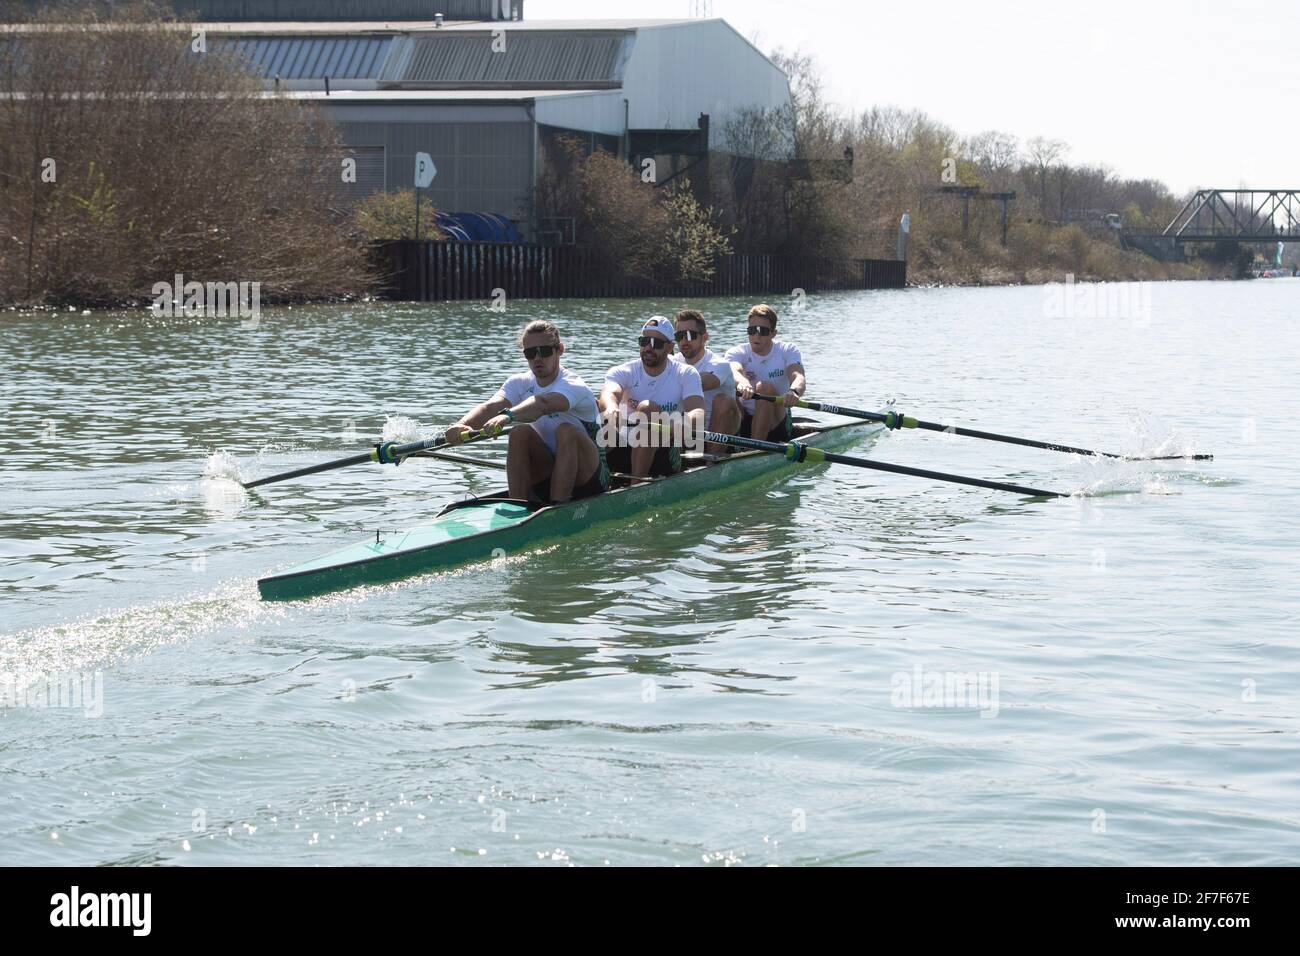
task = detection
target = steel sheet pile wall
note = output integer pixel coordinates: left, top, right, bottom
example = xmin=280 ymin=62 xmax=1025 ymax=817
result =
xmin=377 ymin=241 xmax=906 ymax=300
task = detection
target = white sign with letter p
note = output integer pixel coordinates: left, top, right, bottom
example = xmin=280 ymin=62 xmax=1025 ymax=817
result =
xmin=414 ymin=152 xmax=436 ymax=188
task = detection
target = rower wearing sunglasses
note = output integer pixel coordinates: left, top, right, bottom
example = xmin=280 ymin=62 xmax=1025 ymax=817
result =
xmin=670 ymin=309 xmax=740 ymax=453
xmin=598 ymin=316 xmax=705 ymax=477
xmin=444 ymin=320 xmax=608 ymax=504
xmin=726 ymin=304 xmax=806 ymax=444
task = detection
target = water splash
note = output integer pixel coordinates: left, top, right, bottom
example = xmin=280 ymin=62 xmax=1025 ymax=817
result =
xmin=1072 ymin=451 xmax=1180 ymax=498
xmin=1116 ymin=411 xmax=1206 ymax=460
xmin=382 ymin=415 xmax=431 ymax=444
xmin=202 ymin=449 xmax=246 ymax=483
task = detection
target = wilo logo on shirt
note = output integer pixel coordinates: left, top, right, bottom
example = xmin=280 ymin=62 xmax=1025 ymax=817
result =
xmin=50 ymin=886 xmax=151 ymax=936
xmin=596 ymin=409 xmax=703 ymax=451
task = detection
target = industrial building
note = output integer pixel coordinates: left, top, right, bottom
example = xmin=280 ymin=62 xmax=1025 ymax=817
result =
xmin=154 ymin=1 xmax=795 ymax=240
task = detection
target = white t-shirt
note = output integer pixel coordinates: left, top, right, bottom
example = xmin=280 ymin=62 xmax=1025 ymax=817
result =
xmin=604 ymin=359 xmax=704 ymax=416
xmin=491 ymin=366 xmax=598 ymax=455
xmin=725 ymin=340 xmax=804 ymax=414
xmin=671 ymin=348 xmax=735 ymax=429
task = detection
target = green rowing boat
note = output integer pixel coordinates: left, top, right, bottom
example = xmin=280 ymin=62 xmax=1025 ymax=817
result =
xmin=256 ymin=414 xmax=883 ymax=601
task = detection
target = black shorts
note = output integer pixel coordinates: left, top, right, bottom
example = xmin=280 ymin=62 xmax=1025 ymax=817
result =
xmin=738 ymin=407 xmax=794 ymax=443
xmin=530 ymin=464 xmax=608 ymax=504
xmin=604 ymin=444 xmax=682 ymax=477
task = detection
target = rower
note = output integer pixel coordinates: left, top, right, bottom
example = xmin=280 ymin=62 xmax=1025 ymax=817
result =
xmin=598 ymin=316 xmax=705 ymax=477
xmin=670 ymin=309 xmax=739 ymax=454
xmin=445 ymin=320 xmax=608 ymax=504
xmin=726 ymin=304 xmax=807 ymax=443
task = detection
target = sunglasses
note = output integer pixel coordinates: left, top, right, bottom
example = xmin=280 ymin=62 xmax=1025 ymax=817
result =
xmin=637 ymin=336 xmax=669 ymax=349
xmin=674 ymin=329 xmax=702 ymax=342
xmin=747 ymin=325 xmax=774 ymax=337
xmin=522 ymin=345 xmax=557 ymax=360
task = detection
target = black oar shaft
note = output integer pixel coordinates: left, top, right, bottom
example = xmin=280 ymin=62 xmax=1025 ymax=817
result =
xmin=240 ymin=427 xmax=506 ymax=489
xmin=756 ymin=394 xmax=1213 ymax=461
xmin=242 ymin=451 xmax=375 ymax=489
xmin=703 ymin=430 xmax=1067 ymax=498
xmin=821 ymin=449 xmax=1068 ymax=498
xmin=913 ymin=420 xmax=1109 ymax=457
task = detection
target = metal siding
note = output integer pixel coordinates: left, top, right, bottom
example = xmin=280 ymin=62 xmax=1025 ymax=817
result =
xmin=332 ymin=145 xmax=386 ymax=205
xmin=287 ymin=40 xmax=312 ymax=77
xmin=621 ymin=21 xmax=791 ymax=137
xmin=265 ymin=39 xmax=291 ymax=76
xmin=158 ymin=1 xmax=515 ymax=20
xmin=212 ymin=36 xmax=392 ymax=79
xmin=323 ymin=40 xmax=346 ymax=77
xmin=335 ymin=118 xmax=532 ymax=220
xmin=532 ymin=91 xmax=626 ymax=136
xmin=298 ymin=39 xmax=322 ymax=78
xmin=328 ymin=40 xmax=351 ymax=77
xmin=393 ymin=32 xmax=631 ymax=88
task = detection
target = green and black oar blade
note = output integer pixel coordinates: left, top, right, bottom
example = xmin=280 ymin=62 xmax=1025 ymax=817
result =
xmin=754 ymin=393 xmax=1213 ymax=462
xmin=704 ymin=429 xmax=1069 ymax=499
xmin=240 ymin=426 xmax=507 ymax=489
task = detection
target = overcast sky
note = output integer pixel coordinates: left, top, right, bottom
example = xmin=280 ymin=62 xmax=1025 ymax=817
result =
xmin=530 ymin=0 xmax=1297 ymax=196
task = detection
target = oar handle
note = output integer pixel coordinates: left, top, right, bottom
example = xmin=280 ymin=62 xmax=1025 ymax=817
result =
xmin=375 ymin=425 xmax=508 ymax=464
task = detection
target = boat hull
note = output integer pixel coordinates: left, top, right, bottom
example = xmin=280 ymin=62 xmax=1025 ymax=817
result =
xmin=257 ymin=416 xmax=881 ymax=601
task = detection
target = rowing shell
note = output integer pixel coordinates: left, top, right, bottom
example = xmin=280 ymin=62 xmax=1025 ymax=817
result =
xmin=256 ymin=414 xmax=884 ymax=601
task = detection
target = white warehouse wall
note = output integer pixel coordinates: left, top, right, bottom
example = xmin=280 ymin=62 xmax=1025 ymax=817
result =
xmin=620 ymin=19 xmax=792 ymax=138
xmin=532 ymin=90 xmax=627 ymax=136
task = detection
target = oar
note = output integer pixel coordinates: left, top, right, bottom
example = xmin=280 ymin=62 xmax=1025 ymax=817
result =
xmin=701 ymin=429 xmax=1069 ymax=498
xmin=241 ymin=426 xmax=507 ymax=489
xmin=752 ymin=393 xmax=1212 ymax=461
xmin=415 ymin=450 xmax=508 ymax=470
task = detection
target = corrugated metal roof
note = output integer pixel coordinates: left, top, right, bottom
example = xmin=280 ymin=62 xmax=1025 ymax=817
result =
xmin=215 ymin=35 xmax=392 ymax=79
xmin=439 ymin=20 xmax=693 ymax=30
xmin=151 ymin=1 xmax=517 ymax=21
xmin=277 ymin=88 xmax=612 ymax=101
xmin=381 ymin=30 xmax=632 ymax=89
xmin=191 ymin=21 xmax=475 ymax=33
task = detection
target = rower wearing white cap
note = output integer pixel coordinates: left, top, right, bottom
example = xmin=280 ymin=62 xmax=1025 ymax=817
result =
xmin=598 ymin=316 xmax=705 ymax=477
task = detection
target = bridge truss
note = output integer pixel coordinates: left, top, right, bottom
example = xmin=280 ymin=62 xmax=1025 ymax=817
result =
xmin=1163 ymin=189 xmax=1300 ymax=242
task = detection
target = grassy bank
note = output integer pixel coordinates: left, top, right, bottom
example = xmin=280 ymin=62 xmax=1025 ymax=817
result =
xmin=905 ymin=223 xmax=1228 ymax=286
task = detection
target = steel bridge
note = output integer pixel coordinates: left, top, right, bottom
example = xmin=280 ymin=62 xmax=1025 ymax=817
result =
xmin=1161 ymin=189 xmax=1300 ymax=242
xmin=1121 ymin=189 xmax=1300 ymax=260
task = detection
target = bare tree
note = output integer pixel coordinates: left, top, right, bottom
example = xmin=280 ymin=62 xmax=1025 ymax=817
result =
xmin=1 ymin=0 xmax=373 ymax=306
xmin=1025 ymin=136 xmax=1068 ymax=219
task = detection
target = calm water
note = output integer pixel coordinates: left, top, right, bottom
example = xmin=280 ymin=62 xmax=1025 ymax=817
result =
xmin=1 ymin=281 xmax=1297 ymax=866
